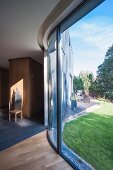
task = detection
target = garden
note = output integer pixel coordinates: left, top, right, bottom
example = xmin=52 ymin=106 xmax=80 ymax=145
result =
xmin=63 ymin=45 xmax=113 ymax=169
xmin=63 ymin=101 xmax=113 ymax=170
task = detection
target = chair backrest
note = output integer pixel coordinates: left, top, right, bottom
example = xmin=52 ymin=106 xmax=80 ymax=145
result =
xmin=15 ymin=89 xmax=22 ymax=110
xmin=9 ymin=90 xmax=22 ymax=111
xmin=15 ymin=99 xmax=22 ymax=110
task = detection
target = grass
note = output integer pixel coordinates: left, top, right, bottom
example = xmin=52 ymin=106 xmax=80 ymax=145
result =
xmin=63 ymin=101 xmax=113 ymax=170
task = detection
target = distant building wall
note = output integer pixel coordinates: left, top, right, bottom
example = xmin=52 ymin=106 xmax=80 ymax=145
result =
xmin=61 ymin=29 xmax=73 ymax=108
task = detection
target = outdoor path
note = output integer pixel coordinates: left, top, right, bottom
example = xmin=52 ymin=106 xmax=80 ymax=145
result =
xmin=75 ymin=99 xmax=99 ymax=113
xmin=63 ymin=99 xmax=99 ymax=121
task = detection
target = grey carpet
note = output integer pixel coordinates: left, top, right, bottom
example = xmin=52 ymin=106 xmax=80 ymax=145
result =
xmin=0 ymin=109 xmax=47 ymax=151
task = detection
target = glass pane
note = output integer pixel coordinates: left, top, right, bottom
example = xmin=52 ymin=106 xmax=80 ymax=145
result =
xmin=48 ymin=31 xmax=57 ymax=147
xmin=60 ymin=0 xmax=113 ymax=169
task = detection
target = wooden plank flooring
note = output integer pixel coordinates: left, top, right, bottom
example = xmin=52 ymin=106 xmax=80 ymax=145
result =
xmin=0 ymin=130 xmax=73 ymax=170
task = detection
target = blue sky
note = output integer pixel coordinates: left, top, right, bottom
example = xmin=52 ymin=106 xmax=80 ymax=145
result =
xmin=69 ymin=0 xmax=113 ymax=77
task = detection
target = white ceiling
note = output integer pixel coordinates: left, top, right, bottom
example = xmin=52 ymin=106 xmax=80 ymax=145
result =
xmin=0 ymin=0 xmax=60 ymax=68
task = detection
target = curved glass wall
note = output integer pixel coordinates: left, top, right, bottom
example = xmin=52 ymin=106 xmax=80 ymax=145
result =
xmin=47 ymin=0 xmax=113 ymax=169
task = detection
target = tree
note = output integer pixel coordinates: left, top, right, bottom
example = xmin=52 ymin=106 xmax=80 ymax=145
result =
xmin=105 ymin=44 xmax=113 ymax=59
xmin=73 ymin=72 xmax=94 ymax=95
xmin=96 ymin=44 xmax=113 ymax=100
xmin=79 ymin=71 xmax=93 ymax=95
xmin=89 ymin=80 xmax=102 ymax=98
xmin=73 ymin=76 xmax=84 ymax=92
xmin=73 ymin=76 xmax=78 ymax=92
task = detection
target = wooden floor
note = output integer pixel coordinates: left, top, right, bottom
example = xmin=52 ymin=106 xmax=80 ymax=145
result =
xmin=0 ymin=130 xmax=73 ymax=170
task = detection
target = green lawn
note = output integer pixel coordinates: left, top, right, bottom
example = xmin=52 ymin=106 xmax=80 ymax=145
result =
xmin=63 ymin=101 xmax=113 ymax=170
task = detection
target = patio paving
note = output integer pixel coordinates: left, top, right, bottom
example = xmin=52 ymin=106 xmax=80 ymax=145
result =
xmin=63 ymin=99 xmax=99 ymax=121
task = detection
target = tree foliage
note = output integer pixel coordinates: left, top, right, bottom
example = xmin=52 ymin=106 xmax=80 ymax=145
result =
xmin=73 ymin=71 xmax=94 ymax=95
xmin=73 ymin=75 xmax=84 ymax=92
xmin=79 ymin=71 xmax=94 ymax=94
xmin=96 ymin=44 xmax=113 ymax=100
xmin=73 ymin=44 xmax=113 ymax=100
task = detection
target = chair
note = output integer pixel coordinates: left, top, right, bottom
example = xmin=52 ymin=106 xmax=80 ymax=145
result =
xmin=9 ymin=101 xmax=23 ymax=122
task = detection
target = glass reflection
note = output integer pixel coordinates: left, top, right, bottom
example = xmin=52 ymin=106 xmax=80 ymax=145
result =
xmin=48 ymin=31 xmax=57 ymax=147
xmin=61 ymin=29 xmax=73 ymax=122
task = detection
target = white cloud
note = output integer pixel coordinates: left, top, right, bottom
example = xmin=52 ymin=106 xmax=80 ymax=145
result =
xmin=69 ymin=16 xmax=113 ymax=76
xmin=70 ymin=18 xmax=113 ymax=53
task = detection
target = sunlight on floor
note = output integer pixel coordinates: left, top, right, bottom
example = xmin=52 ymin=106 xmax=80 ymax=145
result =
xmin=16 ymin=119 xmax=35 ymax=127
